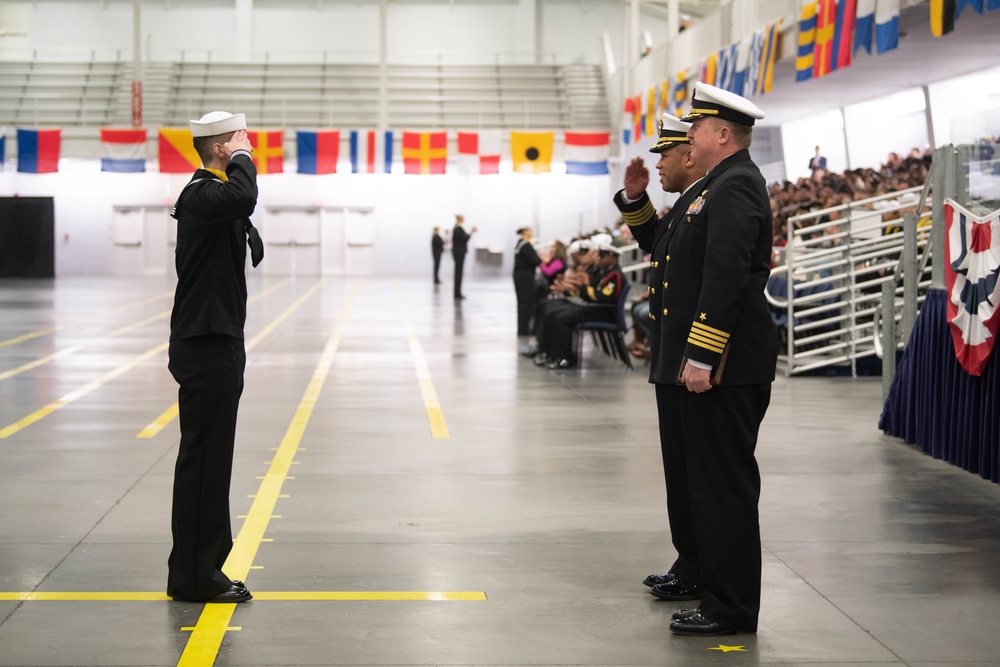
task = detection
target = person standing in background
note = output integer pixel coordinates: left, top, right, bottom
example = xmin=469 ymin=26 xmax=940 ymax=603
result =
xmin=452 ymin=214 xmax=476 ymax=300
xmin=431 ymin=226 xmax=444 ymax=285
xmin=808 ymin=145 xmax=827 ymax=179
xmin=167 ymin=111 xmax=264 ymax=604
xmin=513 ymin=227 xmax=542 ymax=336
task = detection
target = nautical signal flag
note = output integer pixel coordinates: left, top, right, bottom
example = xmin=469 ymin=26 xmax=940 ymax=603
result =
xmin=17 ymin=128 xmax=60 ymax=173
xmin=622 ymin=97 xmax=636 ymax=145
xmin=756 ymin=20 xmax=781 ymax=94
xmin=456 ymin=130 xmax=501 ymax=175
xmin=0 ymin=129 xmax=5 ymax=164
xmin=797 ymin=1 xmax=818 ymax=82
xmin=855 ymin=0 xmax=900 ymax=55
xmin=510 ymin=131 xmax=553 ymax=174
xmin=564 ymin=132 xmax=609 ymax=176
xmin=813 ymin=0 xmax=836 ymax=77
xmin=402 ymin=131 xmax=447 ymax=174
xmin=248 ymin=130 xmax=284 ymax=174
xmin=350 ymin=130 xmax=393 ymax=174
xmin=296 ymin=130 xmax=339 ymax=175
xmin=672 ymin=71 xmax=688 ymax=117
xmin=100 ymin=128 xmax=147 ymax=173
xmin=158 ymin=128 xmax=200 ymax=173
xmin=829 ymin=0 xmax=856 ymax=73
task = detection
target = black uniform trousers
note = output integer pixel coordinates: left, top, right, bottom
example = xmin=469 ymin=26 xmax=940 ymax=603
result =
xmin=453 ymin=251 xmax=467 ymax=297
xmin=433 ymin=250 xmax=443 ymax=284
xmin=514 ymin=270 xmax=537 ymax=335
xmin=544 ymin=304 xmax=616 ymax=361
xmin=166 ymin=334 xmax=246 ymax=601
xmin=654 ymin=381 xmax=771 ymax=631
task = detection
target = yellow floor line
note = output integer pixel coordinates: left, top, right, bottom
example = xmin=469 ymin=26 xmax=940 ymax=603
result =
xmin=176 ymin=282 xmax=358 ymax=667
xmin=0 ymin=342 xmax=169 ymax=439
xmin=0 ymin=311 xmax=170 ymax=384
xmin=0 ymin=591 xmax=486 ymax=602
xmin=136 ymin=278 xmax=314 ymax=439
xmin=393 ymin=282 xmax=450 ymax=439
xmin=0 ymin=290 xmax=173 ymax=349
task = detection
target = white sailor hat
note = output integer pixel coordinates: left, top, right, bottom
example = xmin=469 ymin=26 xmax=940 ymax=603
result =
xmin=189 ymin=111 xmax=247 ymax=138
xmin=649 ymin=114 xmax=692 ymax=154
xmin=590 ymin=233 xmax=613 ymax=247
xmin=598 ymin=242 xmax=622 ymax=255
xmin=681 ymin=82 xmax=764 ymax=127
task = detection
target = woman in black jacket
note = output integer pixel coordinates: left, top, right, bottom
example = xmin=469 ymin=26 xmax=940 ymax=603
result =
xmin=513 ymin=227 xmax=542 ymax=335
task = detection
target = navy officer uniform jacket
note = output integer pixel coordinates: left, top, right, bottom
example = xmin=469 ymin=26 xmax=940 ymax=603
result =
xmin=615 ymin=148 xmax=778 ymax=386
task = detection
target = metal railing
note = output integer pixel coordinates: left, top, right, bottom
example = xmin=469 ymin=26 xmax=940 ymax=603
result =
xmin=766 ymin=184 xmax=934 ymax=376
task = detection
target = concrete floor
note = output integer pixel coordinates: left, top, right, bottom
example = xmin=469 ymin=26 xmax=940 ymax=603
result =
xmin=0 ymin=273 xmax=998 ymax=667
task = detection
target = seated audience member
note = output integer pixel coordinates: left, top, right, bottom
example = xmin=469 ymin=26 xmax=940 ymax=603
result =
xmin=520 ymin=239 xmax=599 ymax=358
xmin=629 ymin=287 xmax=651 ymax=362
xmin=535 ymin=243 xmax=625 ymax=370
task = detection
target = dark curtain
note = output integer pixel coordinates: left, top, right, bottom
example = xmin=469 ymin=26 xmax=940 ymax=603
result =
xmin=880 ymin=289 xmax=999 ymax=483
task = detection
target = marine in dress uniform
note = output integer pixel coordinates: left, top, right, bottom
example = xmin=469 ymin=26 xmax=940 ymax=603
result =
xmin=167 ymin=111 xmax=264 ymax=604
xmin=614 ymin=85 xmax=779 ymax=636
xmin=513 ymin=227 xmax=543 ymax=335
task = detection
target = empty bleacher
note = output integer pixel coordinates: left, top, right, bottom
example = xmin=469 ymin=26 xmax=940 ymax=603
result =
xmin=0 ymin=58 xmax=611 ymax=133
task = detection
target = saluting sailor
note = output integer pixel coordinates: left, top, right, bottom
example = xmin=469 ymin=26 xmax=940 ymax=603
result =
xmin=167 ymin=111 xmax=264 ymax=604
xmin=614 ymin=84 xmax=779 ymax=636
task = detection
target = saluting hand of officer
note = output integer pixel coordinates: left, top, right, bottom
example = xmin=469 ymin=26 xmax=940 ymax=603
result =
xmin=222 ymin=130 xmax=253 ymax=159
xmin=624 ymin=157 xmax=650 ymax=199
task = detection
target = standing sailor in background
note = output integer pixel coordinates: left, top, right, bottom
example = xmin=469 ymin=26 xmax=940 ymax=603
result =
xmin=451 ymin=214 xmax=476 ymax=300
xmin=167 ymin=111 xmax=264 ymax=604
xmin=513 ymin=227 xmax=542 ymax=336
xmin=431 ymin=226 xmax=445 ymax=285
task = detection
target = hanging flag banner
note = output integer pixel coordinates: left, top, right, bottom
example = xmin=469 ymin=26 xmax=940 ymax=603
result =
xmin=814 ymin=0 xmax=837 ymax=77
xmin=672 ymin=71 xmax=688 ymax=117
xmin=855 ymin=0 xmax=876 ymax=54
xmin=402 ymin=131 xmax=447 ymax=174
xmin=732 ymin=37 xmax=753 ymax=97
xmin=158 ymin=128 xmax=200 ymax=173
xmin=756 ymin=20 xmax=781 ymax=94
xmin=100 ymin=128 xmax=147 ymax=173
xmin=510 ymin=131 xmax=553 ymax=174
xmin=248 ymin=130 xmax=284 ymax=174
xmin=875 ymin=0 xmax=901 ymax=53
xmin=349 ymin=130 xmax=392 ymax=174
xmin=296 ymin=130 xmax=339 ymax=174
xmin=944 ymin=199 xmax=1000 ymax=376
xmin=17 ymin=128 xmax=61 ymax=173
xmin=622 ymin=97 xmax=636 ymax=145
xmin=0 ymin=128 xmax=6 ymax=165
xmin=564 ymin=131 xmax=610 ymax=176
xmin=717 ymin=44 xmax=738 ymax=92
xmin=798 ymin=1 xmax=818 ymax=81
xmin=830 ymin=0 xmax=857 ymax=72
xmin=456 ymin=130 xmax=501 ymax=175
xmin=930 ymin=0 xmax=956 ymax=36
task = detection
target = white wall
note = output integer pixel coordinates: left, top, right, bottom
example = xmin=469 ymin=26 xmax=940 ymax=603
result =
xmin=780 ymin=109 xmax=847 ymax=183
xmin=927 ymin=65 xmax=1000 ymax=147
xmin=843 ymin=88 xmax=930 ymax=169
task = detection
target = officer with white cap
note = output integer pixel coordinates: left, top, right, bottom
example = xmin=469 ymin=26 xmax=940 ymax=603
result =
xmin=166 ymin=111 xmax=263 ymax=604
xmin=615 ymin=84 xmax=779 ymax=637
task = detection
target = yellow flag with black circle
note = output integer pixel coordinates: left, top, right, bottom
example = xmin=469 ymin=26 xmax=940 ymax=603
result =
xmin=510 ymin=131 xmax=554 ymax=174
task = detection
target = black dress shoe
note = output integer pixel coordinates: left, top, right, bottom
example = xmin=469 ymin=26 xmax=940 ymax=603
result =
xmin=671 ymin=607 xmax=700 ymax=621
xmin=649 ymin=578 xmax=705 ymax=601
xmin=643 ymin=571 xmax=677 ymax=587
xmin=204 ymin=583 xmax=252 ymax=604
xmin=231 ymin=579 xmax=247 ymax=591
xmin=669 ymin=611 xmax=739 ymax=636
